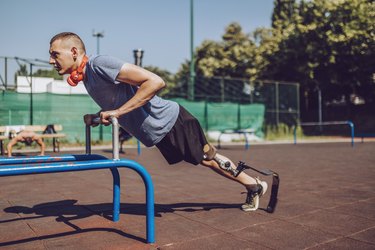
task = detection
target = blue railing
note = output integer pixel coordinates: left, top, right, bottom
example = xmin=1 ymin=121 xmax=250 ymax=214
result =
xmin=293 ymin=121 xmax=355 ymax=147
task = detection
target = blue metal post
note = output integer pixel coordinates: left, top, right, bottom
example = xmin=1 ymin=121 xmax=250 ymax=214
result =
xmin=347 ymin=121 xmax=354 ymax=147
xmin=244 ymin=132 xmax=249 ymax=150
xmin=110 ymin=168 xmax=121 ymax=222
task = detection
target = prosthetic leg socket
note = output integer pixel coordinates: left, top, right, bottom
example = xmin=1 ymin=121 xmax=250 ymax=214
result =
xmin=203 ymin=144 xmax=246 ymax=177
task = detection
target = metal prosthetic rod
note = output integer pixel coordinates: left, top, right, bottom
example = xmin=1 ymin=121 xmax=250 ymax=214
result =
xmin=202 ymin=144 xmax=246 ymax=177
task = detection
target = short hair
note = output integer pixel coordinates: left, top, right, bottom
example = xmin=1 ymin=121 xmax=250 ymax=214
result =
xmin=50 ymin=32 xmax=86 ymax=53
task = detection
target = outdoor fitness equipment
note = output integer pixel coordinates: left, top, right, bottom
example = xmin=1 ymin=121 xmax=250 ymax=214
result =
xmin=0 ymin=116 xmax=155 ymax=243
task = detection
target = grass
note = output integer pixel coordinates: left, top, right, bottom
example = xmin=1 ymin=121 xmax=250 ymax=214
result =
xmin=264 ymin=124 xmax=302 ymax=141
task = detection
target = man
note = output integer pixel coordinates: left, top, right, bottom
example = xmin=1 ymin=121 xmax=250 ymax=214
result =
xmin=7 ymin=130 xmax=45 ymax=157
xmin=49 ymin=32 xmax=267 ymax=211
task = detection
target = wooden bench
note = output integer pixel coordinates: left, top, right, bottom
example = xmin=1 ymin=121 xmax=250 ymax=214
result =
xmin=0 ymin=124 xmax=65 ymax=155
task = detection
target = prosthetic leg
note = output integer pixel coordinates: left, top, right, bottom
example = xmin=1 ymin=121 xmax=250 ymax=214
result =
xmin=203 ymin=144 xmax=246 ymax=177
xmin=203 ymin=144 xmax=280 ymax=213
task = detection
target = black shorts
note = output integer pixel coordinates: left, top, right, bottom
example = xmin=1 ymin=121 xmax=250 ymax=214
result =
xmin=156 ymin=105 xmax=208 ymax=165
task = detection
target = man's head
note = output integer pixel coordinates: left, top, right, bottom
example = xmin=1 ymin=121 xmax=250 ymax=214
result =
xmin=24 ymin=137 xmax=34 ymax=146
xmin=49 ymin=32 xmax=86 ymax=75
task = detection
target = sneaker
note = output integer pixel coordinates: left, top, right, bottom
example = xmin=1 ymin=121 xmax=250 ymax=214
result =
xmin=241 ymin=178 xmax=268 ymax=212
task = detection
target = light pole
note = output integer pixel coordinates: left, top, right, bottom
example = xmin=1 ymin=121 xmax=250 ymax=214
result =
xmin=133 ymin=49 xmax=144 ymax=155
xmin=133 ymin=49 xmax=144 ymax=67
xmin=93 ymin=30 xmax=105 ymax=140
xmin=92 ymin=30 xmax=104 ymax=55
xmin=189 ymin=0 xmax=195 ymax=101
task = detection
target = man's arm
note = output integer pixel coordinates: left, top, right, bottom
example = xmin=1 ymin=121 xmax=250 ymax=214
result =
xmin=100 ymin=63 xmax=165 ymax=124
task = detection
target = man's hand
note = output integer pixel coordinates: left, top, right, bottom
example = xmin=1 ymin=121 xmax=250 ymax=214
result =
xmin=100 ymin=110 xmax=120 ymax=126
xmin=84 ymin=114 xmax=100 ymax=127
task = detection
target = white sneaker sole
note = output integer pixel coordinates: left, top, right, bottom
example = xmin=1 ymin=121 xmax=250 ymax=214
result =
xmin=241 ymin=196 xmax=259 ymax=212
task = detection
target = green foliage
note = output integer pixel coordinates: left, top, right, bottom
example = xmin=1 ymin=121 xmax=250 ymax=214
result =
xmin=265 ymin=123 xmax=302 ymax=140
xmin=272 ymin=0 xmax=297 ymax=30
xmin=14 ymin=64 xmax=28 ymax=82
xmin=14 ymin=64 xmax=63 ymax=81
xmin=33 ymin=68 xmax=63 ymax=80
xmin=195 ymin=22 xmax=257 ymax=79
xmin=260 ymin=0 xmax=375 ymax=102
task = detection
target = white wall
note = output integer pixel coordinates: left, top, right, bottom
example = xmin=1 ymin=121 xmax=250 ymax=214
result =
xmin=16 ymin=76 xmax=88 ymax=95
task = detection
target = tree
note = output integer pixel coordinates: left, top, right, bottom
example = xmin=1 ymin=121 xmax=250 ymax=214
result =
xmin=14 ymin=65 xmax=63 ymax=83
xmin=174 ymin=22 xmax=258 ymax=99
xmin=14 ymin=64 xmax=28 ymax=82
xmin=33 ymin=68 xmax=63 ymax=80
xmin=272 ymin=0 xmax=297 ymax=29
xmin=259 ymin=0 xmax=375 ymax=107
xmin=195 ymin=22 xmax=256 ymax=79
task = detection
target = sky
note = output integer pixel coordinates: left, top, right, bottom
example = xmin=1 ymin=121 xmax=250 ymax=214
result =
xmin=0 ymin=0 xmax=274 ymax=75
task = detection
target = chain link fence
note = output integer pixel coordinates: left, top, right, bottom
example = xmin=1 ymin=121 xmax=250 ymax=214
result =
xmin=166 ymin=76 xmax=300 ymax=127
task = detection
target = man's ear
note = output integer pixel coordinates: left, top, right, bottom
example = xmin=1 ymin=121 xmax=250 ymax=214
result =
xmin=71 ymin=47 xmax=78 ymax=61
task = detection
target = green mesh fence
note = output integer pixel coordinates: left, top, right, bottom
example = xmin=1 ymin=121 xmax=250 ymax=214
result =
xmin=171 ymin=98 xmax=265 ymax=137
xmin=0 ymin=92 xmax=265 ymax=143
xmin=0 ymin=92 xmax=112 ymax=143
xmin=240 ymin=104 xmax=265 ymax=137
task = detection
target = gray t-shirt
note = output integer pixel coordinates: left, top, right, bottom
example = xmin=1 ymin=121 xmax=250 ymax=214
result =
xmin=83 ymin=55 xmax=179 ymax=147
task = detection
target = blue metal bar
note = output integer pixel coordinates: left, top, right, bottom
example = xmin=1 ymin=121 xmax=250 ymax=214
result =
xmin=0 ymin=159 xmax=155 ymax=243
xmin=243 ymin=132 xmax=250 ymax=150
xmin=294 ymin=121 xmax=355 ymax=147
xmin=0 ymin=154 xmax=108 ymax=165
xmin=347 ymin=121 xmax=354 ymax=147
xmin=137 ymin=140 xmax=141 ymax=155
xmin=110 ymin=168 xmax=121 ymax=222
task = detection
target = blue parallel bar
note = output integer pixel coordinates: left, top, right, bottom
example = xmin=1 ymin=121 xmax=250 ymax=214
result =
xmin=244 ymin=132 xmax=250 ymax=150
xmin=110 ymin=168 xmax=121 ymax=222
xmin=293 ymin=121 xmax=355 ymax=147
xmin=137 ymin=140 xmax=141 ymax=155
xmin=0 ymin=159 xmax=155 ymax=243
xmin=0 ymin=154 xmax=108 ymax=165
xmin=347 ymin=121 xmax=355 ymax=147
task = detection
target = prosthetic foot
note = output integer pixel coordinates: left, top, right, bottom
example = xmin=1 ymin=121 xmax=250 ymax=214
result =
xmin=238 ymin=161 xmax=279 ymax=213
